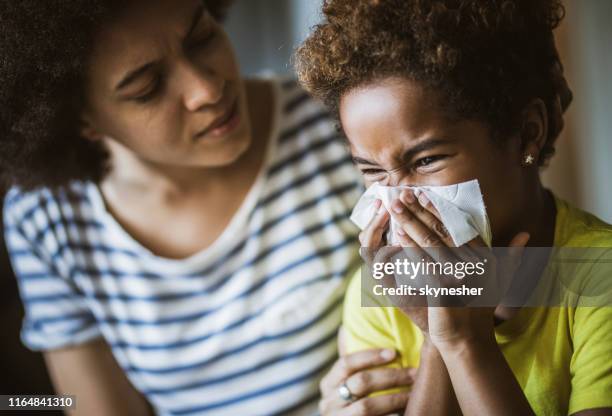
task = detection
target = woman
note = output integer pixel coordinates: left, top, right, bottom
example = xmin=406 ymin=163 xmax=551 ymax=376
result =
xmin=1 ymin=0 xmax=416 ymax=414
xmin=297 ymin=0 xmax=612 ymax=415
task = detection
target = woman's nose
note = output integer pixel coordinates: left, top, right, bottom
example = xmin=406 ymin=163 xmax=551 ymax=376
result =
xmin=179 ymin=60 xmax=225 ymax=111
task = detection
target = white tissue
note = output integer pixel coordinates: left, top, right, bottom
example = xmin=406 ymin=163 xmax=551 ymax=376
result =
xmin=350 ymin=179 xmax=492 ymax=247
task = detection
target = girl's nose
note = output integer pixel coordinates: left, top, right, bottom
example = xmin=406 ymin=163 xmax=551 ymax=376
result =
xmin=389 ymin=171 xmax=413 ymax=187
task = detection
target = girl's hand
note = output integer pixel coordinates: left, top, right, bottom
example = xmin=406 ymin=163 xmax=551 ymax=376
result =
xmin=319 ymin=349 xmax=414 ymax=415
xmin=358 ymin=198 xmax=428 ymax=329
xmin=388 ymin=189 xmax=530 ymax=348
xmin=358 ymin=199 xmax=389 ymax=265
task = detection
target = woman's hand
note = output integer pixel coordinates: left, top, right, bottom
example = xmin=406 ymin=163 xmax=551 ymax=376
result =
xmin=388 ymin=189 xmax=529 ymax=348
xmin=319 ymin=349 xmax=415 ymax=415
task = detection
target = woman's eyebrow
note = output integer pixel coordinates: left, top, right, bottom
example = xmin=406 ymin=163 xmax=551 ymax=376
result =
xmin=114 ymin=5 xmax=205 ymax=93
xmin=115 ymin=62 xmax=157 ymax=92
xmin=185 ymin=4 xmax=205 ymax=39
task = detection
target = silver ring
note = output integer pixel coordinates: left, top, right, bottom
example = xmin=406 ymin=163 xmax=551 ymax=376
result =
xmin=338 ymin=382 xmax=354 ymax=402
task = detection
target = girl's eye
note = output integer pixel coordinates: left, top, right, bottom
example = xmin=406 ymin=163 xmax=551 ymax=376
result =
xmin=361 ymin=168 xmax=385 ymax=175
xmin=415 ymin=155 xmax=446 ymax=168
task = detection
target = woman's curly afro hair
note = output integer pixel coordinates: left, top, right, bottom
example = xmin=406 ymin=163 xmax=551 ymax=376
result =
xmin=296 ymin=0 xmax=573 ymax=166
xmin=0 ymin=0 xmax=232 ymax=191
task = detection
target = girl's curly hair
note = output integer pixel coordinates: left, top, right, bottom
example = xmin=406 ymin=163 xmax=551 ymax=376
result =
xmin=296 ymin=0 xmax=573 ymax=166
xmin=0 ymin=0 xmax=232 ymax=191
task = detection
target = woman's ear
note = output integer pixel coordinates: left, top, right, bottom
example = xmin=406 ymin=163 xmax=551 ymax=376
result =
xmin=520 ymin=99 xmax=548 ymax=165
xmin=79 ymin=114 xmax=104 ymax=142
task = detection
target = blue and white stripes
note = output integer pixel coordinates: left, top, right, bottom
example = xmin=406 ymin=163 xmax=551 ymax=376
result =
xmin=4 ymin=78 xmax=363 ymax=415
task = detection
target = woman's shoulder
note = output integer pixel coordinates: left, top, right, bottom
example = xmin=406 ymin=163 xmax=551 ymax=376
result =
xmin=250 ymin=74 xmax=335 ymax=132
xmin=249 ymin=74 xmax=364 ymax=204
xmin=554 ymin=194 xmax=612 ymax=248
xmin=3 ymin=181 xmax=98 ymax=234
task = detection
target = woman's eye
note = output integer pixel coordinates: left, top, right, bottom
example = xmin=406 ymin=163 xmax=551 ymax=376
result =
xmin=132 ymin=77 xmax=163 ymax=103
xmin=189 ymin=29 xmax=216 ymax=51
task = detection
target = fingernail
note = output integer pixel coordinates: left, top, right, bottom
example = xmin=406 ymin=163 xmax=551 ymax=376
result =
xmin=392 ymin=200 xmax=404 ymax=214
xmin=401 ymin=190 xmax=416 ymax=204
xmin=380 ymin=349 xmax=396 ymax=360
xmin=418 ymin=193 xmax=429 ymax=207
xmin=397 ymin=228 xmax=406 ymax=236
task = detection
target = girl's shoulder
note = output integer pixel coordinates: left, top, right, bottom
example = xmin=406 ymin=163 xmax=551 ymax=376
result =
xmin=553 ymin=194 xmax=612 ymax=248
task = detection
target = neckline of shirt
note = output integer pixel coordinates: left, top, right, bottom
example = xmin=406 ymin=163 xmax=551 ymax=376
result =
xmin=87 ymin=78 xmax=283 ymax=273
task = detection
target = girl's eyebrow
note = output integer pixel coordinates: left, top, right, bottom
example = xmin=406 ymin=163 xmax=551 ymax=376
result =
xmin=401 ymin=137 xmax=453 ymax=162
xmin=352 ymin=156 xmax=377 ymax=166
xmin=351 ymin=137 xmax=453 ymax=166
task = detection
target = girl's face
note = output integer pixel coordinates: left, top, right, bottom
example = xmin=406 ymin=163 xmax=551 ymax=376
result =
xmin=339 ymin=77 xmax=529 ymax=243
xmin=82 ymin=0 xmax=250 ymax=168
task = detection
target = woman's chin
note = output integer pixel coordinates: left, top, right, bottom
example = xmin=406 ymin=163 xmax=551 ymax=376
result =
xmin=193 ymin=133 xmax=252 ymax=168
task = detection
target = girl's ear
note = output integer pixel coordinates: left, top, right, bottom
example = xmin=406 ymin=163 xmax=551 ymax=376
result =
xmin=519 ymin=99 xmax=549 ymax=165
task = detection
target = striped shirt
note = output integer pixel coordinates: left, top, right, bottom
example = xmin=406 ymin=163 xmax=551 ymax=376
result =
xmin=3 ymin=78 xmax=363 ymax=416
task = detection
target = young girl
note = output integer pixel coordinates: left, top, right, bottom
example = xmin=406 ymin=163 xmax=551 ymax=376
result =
xmin=297 ymin=0 xmax=612 ymax=415
xmin=0 ymin=0 xmax=408 ymax=414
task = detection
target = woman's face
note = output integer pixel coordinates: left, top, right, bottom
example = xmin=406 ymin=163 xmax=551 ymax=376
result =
xmin=340 ymin=77 xmax=528 ymax=243
xmin=82 ymin=0 xmax=250 ymax=168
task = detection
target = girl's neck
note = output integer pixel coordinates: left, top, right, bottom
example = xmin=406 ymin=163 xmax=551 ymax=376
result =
xmin=521 ymin=183 xmax=557 ymax=247
xmin=493 ymin=179 xmax=557 ymax=248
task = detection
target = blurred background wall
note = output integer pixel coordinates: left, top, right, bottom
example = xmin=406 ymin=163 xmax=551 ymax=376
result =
xmin=224 ymin=0 xmax=612 ymax=223
xmin=224 ymin=0 xmax=323 ymax=77
xmin=543 ymin=0 xmax=612 ymax=223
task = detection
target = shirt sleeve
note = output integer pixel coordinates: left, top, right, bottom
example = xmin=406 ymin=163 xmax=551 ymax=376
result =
xmin=4 ymin=199 xmax=102 ymax=351
xmin=342 ymin=268 xmax=423 ymax=397
xmin=568 ymin=306 xmax=612 ymax=414
xmin=343 ymin=268 xmax=399 ymax=354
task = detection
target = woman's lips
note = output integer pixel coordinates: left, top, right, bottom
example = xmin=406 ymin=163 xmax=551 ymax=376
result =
xmin=194 ymin=100 xmax=241 ymax=140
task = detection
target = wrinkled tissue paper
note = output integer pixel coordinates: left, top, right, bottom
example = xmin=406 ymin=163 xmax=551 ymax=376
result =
xmin=350 ymin=179 xmax=492 ymax=247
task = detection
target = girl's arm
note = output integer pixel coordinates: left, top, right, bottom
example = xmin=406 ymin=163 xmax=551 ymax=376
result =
xmin=436 ymin=336 xmax=534 ymax=416
xmin=388 ymin=191 xmax=534 ymax=415
xmin=404 ymin=338 xmax=461 ymax=416
xmin=44 ymin=338 xmax=153 ymax=416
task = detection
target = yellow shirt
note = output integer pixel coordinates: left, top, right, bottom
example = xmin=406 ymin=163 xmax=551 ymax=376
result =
xmin=343 ymin=196 xmax=612 ymax=415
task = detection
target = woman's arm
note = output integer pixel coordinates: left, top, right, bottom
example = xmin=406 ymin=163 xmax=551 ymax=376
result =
xmin=404 ymin=338 xmax=461 ymax=416
xmin=44 ymin=339 xmax=153 ymax=416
